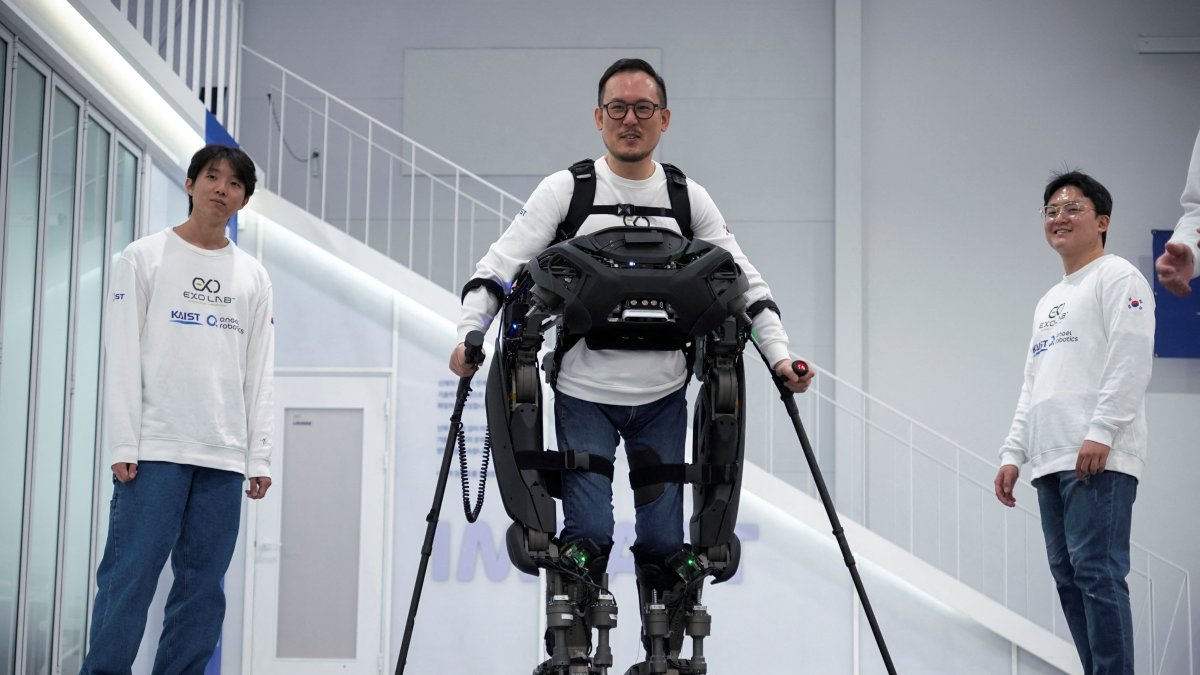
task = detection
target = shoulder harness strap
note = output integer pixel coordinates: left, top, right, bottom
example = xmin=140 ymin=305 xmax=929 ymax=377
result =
xmin=557 ymin=159 xmax=598 ymax=243
xmin=660 ymin=162 xmax=692 ymax=240
xmin=557 ymin=159 xmax=693 ymax=243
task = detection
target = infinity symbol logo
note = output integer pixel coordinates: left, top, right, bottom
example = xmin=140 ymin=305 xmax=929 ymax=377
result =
xmin=193 ymin=277 xmax=221 ymax=293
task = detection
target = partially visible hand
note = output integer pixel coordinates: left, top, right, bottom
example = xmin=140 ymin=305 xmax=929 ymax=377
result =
xmin=449 ymin=342 xmax=485 ymax=377
xmin=1155 ymin=237 xmax=1196 ymax=297
xmin=772 ymin=358 xmax=814 ymax=393
xmin=1075 ymin=440 xmax=1111 ymax=480
xmin=112 ymin=462 xmax=138 ymax=483
xmin=246 ymin=476 xmax=272 ymax=499
xmin=994 ymin=465 xmax=1019 ymax=507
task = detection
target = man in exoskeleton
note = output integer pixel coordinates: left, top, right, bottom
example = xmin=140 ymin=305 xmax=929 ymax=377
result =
xmin=450 ymin=59 xmax=811 ymax=674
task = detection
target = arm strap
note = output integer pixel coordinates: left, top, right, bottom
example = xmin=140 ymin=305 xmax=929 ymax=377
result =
xmin=747 ymin=298 xmax=781 ymax=319
xmin=460 ymin=277 xmax=506 ymax=305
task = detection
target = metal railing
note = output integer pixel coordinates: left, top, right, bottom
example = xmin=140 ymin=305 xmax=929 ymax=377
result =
xmin=237 ymin=46 xmax=525 ymax=292
xmin=84 ymin=0 xmax=242 ymax=128
xmin=746 ymin=362 xmax=1194 ymax=674
xmin=233 ymin=44 xmax=1194 ymax=675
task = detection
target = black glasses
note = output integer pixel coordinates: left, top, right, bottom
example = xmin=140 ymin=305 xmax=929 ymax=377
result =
xmin=601 ymin=99 xmax=662 ymax=120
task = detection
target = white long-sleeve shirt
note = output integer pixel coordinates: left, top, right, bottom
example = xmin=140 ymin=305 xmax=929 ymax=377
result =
xmin=105 ymin=228 xmax=275 ymax=477
xmin=459 ymin=158 xmax=793 ymax=406
xmin=1167 ymin=129 xmax=1200 ymax=278
xmin=999 ymin=255 xmax=1155 ymax=480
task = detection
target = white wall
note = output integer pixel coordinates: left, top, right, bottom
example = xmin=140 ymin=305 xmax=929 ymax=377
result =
xmin=146 ymin=160 xmax=188 ymax=234
xmin=861 ymin=0 xmax=1200 ymax=662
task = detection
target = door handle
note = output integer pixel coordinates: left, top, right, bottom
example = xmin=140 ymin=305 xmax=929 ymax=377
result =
xmin=257 ymin=539 xmax=283 ymax=560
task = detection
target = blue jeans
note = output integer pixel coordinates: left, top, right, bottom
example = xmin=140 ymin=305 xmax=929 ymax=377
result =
xmin=555 ymin=386 xmax=688 ymax=558
xmin=1033 ymin=470 xmax=1137 ymax=675
xmin=81 ymin=461 xmax=244 ymax=675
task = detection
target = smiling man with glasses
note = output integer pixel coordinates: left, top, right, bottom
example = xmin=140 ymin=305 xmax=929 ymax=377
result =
xmin=994 ymin=171 xmax=1153 ymax=675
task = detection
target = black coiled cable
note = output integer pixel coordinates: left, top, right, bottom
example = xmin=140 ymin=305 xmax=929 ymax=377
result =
xmin=457 ymin=423 xmax=490 ymax=523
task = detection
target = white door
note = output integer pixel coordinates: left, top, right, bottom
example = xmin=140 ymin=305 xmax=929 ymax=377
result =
xmin=248 ymin=374 xmax=389 ymax=674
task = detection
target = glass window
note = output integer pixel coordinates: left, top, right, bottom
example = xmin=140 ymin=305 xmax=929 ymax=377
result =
xmin=0 ymin=37 xmax=7 ymax=190
xmin=93 ymin=142 xmax=138 ymax=566
xmin=0 ymin=55 xmax=46 ymax=671
xmin=58 ymin=116 xmax=110 ymax=675
xmin=113 ymin=144 xmax=138 ymax=246
xmin=23 ymin=86 xmax=79 ymax=673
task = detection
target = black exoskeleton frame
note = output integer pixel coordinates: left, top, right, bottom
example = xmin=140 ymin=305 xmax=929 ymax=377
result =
xmin=481 ymin=227 xmax=754 ymax=675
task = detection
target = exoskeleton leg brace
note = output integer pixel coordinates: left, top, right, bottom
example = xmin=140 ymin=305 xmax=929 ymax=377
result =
xmin=484 ymin=228 xmax=752 ymax=675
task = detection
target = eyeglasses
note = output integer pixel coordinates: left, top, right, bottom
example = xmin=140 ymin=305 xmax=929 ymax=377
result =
xmin=601 ymin=99 xmax=663 ymax=121
xmin=1039 ymin=201 xmax=1092 ymax=220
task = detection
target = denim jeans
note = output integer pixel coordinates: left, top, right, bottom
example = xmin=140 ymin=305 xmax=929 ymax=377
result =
xmin=554 ymin=386 xmax=688 ymax=558
xmin=81 ymin=461 xmax=244 ymax=675
xmin=1033 ymin=470 xmax=1137 ymax=675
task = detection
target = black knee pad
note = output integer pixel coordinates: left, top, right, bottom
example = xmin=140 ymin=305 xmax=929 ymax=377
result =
xmin=627 ymin=451 xmax=667 ymax=507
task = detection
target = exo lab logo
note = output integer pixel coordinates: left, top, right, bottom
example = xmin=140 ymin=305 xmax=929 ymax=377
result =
xmin=1038 ymin=303 xmax=1068 ymax=330
xmin=184 ymin=276 xmax=233 ymax=304
xmin=1127 ymin=297 xmax=1144 ymax=310
xmin=194 ymin=277 xmax=220 ymax=293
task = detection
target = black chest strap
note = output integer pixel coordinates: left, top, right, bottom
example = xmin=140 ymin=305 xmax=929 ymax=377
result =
xmin=557 ymin=158 xmax=693 ymax=243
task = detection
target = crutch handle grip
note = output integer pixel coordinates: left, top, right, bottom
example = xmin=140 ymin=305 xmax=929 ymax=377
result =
xmin=791 ymin=360 xmax=810 ymax=378
xmin=464 ymin=330 xmax=486 ymax=365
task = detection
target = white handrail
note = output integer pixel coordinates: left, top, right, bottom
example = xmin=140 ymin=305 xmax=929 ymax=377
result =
xmin=241 ymin=45 xmax=522 ymax=203
xmin=75 ymin=0 xmax=242 ymax=129
xmin=239 ymin=46 xmax=524 ymax=291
